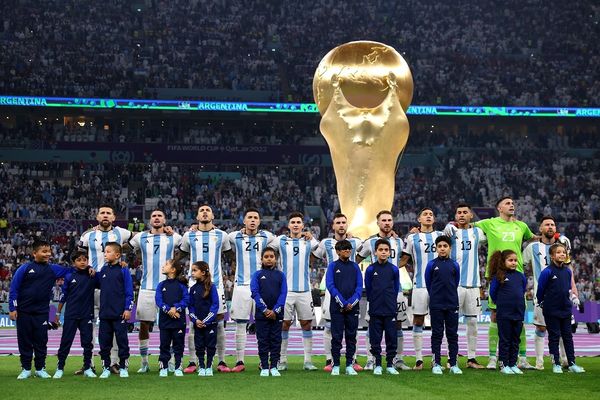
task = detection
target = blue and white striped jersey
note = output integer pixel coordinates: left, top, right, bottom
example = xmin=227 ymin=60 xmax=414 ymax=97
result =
xmin=130 ymin=231 xmax=182 ymax=290
xmin=314 ymin=237 xmax=362 ymax=265
xmin=358 ymin=235 xmax=404 ymax=266
xmin=180 ymin=229 xmax=231 ymax=290
xmin=444 ymin=224 xmax=486 ymax=288
xmin=228 ymin=230 xmax=275 ymax=286
xmin=403 ymin=231 xmax=443 ymax=289
xmin=79 ymin=226 xmax=132 ymax=271
xmin=270 ymin=235 xmax=319 ymax=292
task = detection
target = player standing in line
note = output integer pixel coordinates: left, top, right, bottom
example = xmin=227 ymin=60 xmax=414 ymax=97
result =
xmin=443 ymin=204 xmax=487 ymax=369
xmin=313 ymin=213 xmax=362 ymax=372
xmin=357 ymin=210 xmax=410 ymax=371
xmin=269 ymin=212 xmax=319 ymax=371
xmin=129 ymin=209 xmax=182 ymax=374
xmin=400 ymin=208 xmax=443 ymax=370
xmin=176 ymin=205 xmax=232 ymax=373
xmin=523 ymin=216 xmax=578 ymax=370
xmin=472 ymin=197 xmax=536 ymax=370
xmin=228 ymin=208 xmax=275 ymax=372
xmin=79 ymin=205 xmax=132 ymax=374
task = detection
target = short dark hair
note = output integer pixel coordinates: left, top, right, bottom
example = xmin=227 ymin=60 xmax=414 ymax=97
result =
xmin=540 ymin=215 xmax=555 ymax=225
xmin=104 ymin=242 xmax=122 ymax=255
xmin=32 ymin=240 xmax=51 ymax=252
xmin=261 ymin=247 xmax=277 ymax=258
xmin=376 ymin=210 xmax=392 ymax=220
xmin=288 ymin=211 xmax=304 ymax=221
xmin=435 ymin=235 xmax=452 ymax=247
xmin=418 ymin=207 xmax=434 ymax=217
xmin=374 ymin=238 xmax=390 ymax=251
xmin=335 ymin=239 xmax=352 ymax=251
xmin=495 ymin=196 xmax=512 ymax=208
xmin=245 ymin=207 xmax=260 ymax=217
xmin=71 ymin=250 xmax=88 ymax=262
xmin=97 ymin=204 xmax=115 ymax=213
xmin=455 ymin=203 xmax=471 ymax=213
xmin=332 ymin=213 xmax=346 ymax=222
xmin=150 ymin=209 xmax=165 ymax=217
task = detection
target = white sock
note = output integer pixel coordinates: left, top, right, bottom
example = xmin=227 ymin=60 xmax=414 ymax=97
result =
xmin=217 ymin=321 xmax=226 ymax=363
xmin=235 ymin=323 xmax=246 ymax=363
xmin=302 ymin=330 xmax=313 ymax=364
xmin=467 ymin=317 xmax=478 ymax=360
xmin=280 ymin=331 xmax=289 ymax=363
xmin=397 ymin=331 xmax=404 ymax=360
xmin=188 ymin=323 xmax=198 ymax=364
xmin=559 ymin=338 xmax=567 ymax=364
xmin=323 ymin=325 xmax=332 ymax=361
xmin=534 ymin=330 xmax=545 ymax=364
xmin=366 ymin=330 xmax=373 ymax=361
xmin=110 ymin=337 xmax=119 ymax=365
xmin=139 ymin=339 xmax=149 ymax=364
xmin=413 ymin=329 xmax=423 ymax=361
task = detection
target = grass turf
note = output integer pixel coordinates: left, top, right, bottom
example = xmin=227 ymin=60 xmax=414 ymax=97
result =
xmin=0 ymin=355 xmax=597 ymax=400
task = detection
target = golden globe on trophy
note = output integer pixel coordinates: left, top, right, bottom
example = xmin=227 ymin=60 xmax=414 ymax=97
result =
xmin=313 ymin=41 xmax=413 ymax=239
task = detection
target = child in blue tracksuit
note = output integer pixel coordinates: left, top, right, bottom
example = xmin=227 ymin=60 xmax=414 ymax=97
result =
xmin=188 ymin=261 xmax=219 ymax=377
xmin=364 ymin=239 xmax=400 ymax=375
xmin=8 ymin=240 xmax=71 ymax=379
xmin=325 ymin=239 xmax=362 ymax=376
xmin=155 ymin=259 xmax=189 ymax=377
xmin=250 ymin=247 xmax=287 ymax=377
xmin=536 ymin=243 xmax=585 ymax=373
xmin=54 ymin=250 xmax=96 ymax=379
xmin=95 ymin=242 xmax=134 ymax=378
xmin=489 ymin=249 xmax=526 ymax=375
xmin=425 ymin=236 xmax=461 ymax=375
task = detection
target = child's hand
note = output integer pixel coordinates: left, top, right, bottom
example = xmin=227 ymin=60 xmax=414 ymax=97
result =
xmin=167 ymin=307 xmax=177 ymax=317
xmin=122 ymin=310 xmax=131 ymax=321
xmin=196 ymin=320 xmax=205 ymax=328
xmin=88 ymin=268 xmax=96 ymax=277
xmin=264 ymin=309 xmax=275 ymax=320
xmin=174 ymin=312 xmax=181 ymax=319
xmin=9 ymin=311 xmax=17 ymax=321
xmin=343 ymin=304 xmax=353 ymax=312
xmin=54 ymin=314 xmax=61 ymax=325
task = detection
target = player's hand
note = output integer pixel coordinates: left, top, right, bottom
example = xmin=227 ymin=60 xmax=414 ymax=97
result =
xmin=409 ymin=226 xmax=420 ymax=234
xmin=164 ymin=226 xmax=174 ymax=236
xmin=570 ymin=293 xmax=581 ymax=307
xmin=189 ymin=224 xmax=199 ymax=232
xmin=120 ymin=261 xmax=128 ymax=268
xmin=301 ymin=231 xmax=313 ymax=240
xmin=390 ymin=230 xmax=399 ymax=238
xmin=122 ymin=310 xmax=131 ymax=321
xmin=9 ymin=311 xmax=17 ymax=321
xmin=92 ymin=225 xmax=101 ymax=231
xmin=240 ymin=227 xmax=246 ymax=234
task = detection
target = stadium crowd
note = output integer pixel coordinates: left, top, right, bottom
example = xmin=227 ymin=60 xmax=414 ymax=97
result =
xmin=1 ymin=0 xmax=598 ymax=106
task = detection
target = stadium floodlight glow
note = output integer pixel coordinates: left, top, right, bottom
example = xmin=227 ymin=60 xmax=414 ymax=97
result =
xmin=0 ymin=95 xmax=599 ymax=117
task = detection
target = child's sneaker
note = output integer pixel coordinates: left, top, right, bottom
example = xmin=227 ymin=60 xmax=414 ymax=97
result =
xmin=260 ymin=369 xmax=269 ymax=377
xmin=35 ymin=369 xmax=51 ymax=379
xmin=174 ymin=368 xmax=184 ymax=377
xmin=510 ymin=366 xmax=523 ymax=375
xmin=373 ymin=366 xmax=383 ymax=375
xmin=331 ymin=365 xmax=340 ymax=376
xmin=119 ymin=368 xmax=129 ymax=378
xmin=270 ymin=368 xmax=281 ymax=377
xmin=432 ymin=364 xmax=443 ymax=375
xmin=346 ymin=366 xmax=358 ymax=375
xmin=99 ymin=368 xmax=111 ymax=379
xmin=17 ymin=369 xmax=31 ymax=380
xmin=568 ymin=364 xmax=585 ymax=373
xmin=205 ymin=368 xmax=213 ymax=377
xmin=137 ymin=362 xmax=149 ymax=374
xmin=83 ymin=368 xmax=97 ymax=378
xmin=500 ymin=366 xmax=514 ymax=374
xmin=552 ymin=364 xmax=563 ymax=374
xmin=53 ymin=369 xmax=64 ymax=379
xmin=159 ymin=368 xmax=168 ymax=377
xmin=386 ymin=367 xmax=399 ymax=375
xmin=449 ymin=365 xmax=463 ymax=375
xmin=197 ymin=368 xmax=206 ymax=377
xmin=486 ymin=356 xmax=497 ymax=370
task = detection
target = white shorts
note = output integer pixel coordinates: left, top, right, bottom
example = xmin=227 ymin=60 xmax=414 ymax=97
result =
xmin=94 ymin=288 xmax=101 ymax=318
xmin=364 ymin=293 xmax=406 ymax=323
xmin=411 ymin=287 xmax=429 ymax=316
xmin=321 ymin=291 xmax=331 ymax=321
xmin=458 ymin=287 xmax=481 ymax=317
xmin=216 ymin=287 xmax=227 ymax=315
xmin=136 ymin=289 xmax=158 ymax=322
xmin=284 ymin=291 xmax=314 ymax=321
xmin=230 ymin=285 xmax=254 ymax=321
xmin=533 ymin=300 xmax=546 ymax=327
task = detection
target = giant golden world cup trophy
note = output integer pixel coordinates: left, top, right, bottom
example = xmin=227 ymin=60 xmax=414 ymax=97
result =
xmin=313 ymin=41 xmax=413 ymax=239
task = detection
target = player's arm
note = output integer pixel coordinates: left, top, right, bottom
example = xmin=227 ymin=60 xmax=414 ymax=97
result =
xmin=522 ymin=244 xmax=533 ymax=275
xmin=355 ymin=242 xmax=369 ymax=264
xmin=399 ymin=253 xmax=412 ymax=270
xmin=202 ymin=285 xmax=219 ymax=324
xmin=8 ymin=265 xmax=27 ymax=318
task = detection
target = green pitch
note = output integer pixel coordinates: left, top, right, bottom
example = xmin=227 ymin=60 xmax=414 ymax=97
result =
xmin=1 ymin=356 xmax=597 ymax=400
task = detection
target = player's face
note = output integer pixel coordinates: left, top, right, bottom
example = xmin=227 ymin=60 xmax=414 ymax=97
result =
xmin=244 ymin=212 xmax=260 ymax=231
xmin=73 ymin=255 xmax=88 ymax=270
xmin=455 ymin=207 xmax=472 ymax=226
xmin=96 ymin=207 xmax=115 ymax=228
xmin=150 ymin=211 xmax=166 ymax=229
xmin=551 ymin=247 xmax=567 ymax=264
xmin=377 ymin=213 xmax=394 ymax=234
xmin=197 ymin=206 xmax=214 ymax=224
xmin=497 ymin=199 xmax=515 ymax=216
xmin=336 ymin=248 xmax=352 ymax=261
xmin=436 ymin=242 xmax=450 ymax=257
xmin=540 ymin=219 xmax=556 ymax=239
xmin=104 ymin=246 xmax=120 ymax=263
xmin=33 ymin=246 xmax=52 ymax=263
xmin=418 ymin=209 xmax=435 ymax=226
xmin=505 ymin=254 xmax=518 ymax=270
xmin=375 ymin=245 xmax=390 ymax=262
xmin=332 ymin=216 xmax=347 ymax=235
xmin=288 ymin=217 xmax=304 ymax=234
xmin=261 ymin=251 xmax=277 ymax=268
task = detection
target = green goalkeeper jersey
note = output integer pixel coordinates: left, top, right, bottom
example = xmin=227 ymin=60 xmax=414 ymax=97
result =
xmin=474 ymin=217 xmax=533 ymax=277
